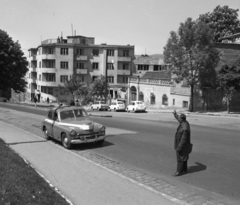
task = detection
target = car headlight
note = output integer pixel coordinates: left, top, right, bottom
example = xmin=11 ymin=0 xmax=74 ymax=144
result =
xmin=70 ymin=129 xmax=77 ymax=136
xmin=100 ymin=126 xmax=106 ymax=132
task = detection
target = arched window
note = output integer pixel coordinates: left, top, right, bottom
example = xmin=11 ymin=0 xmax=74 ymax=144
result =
xmin=130 ymin=86 xmax=137 ymax=101
xmin=139 ymin=91 xmax=144 ymax=102
xmin=150 ymin=93 xmax=155 ymax=105
xmin=162 ymin=94 xmax=168 ymax=105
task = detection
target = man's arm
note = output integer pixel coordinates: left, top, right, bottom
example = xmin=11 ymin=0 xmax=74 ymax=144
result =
xmin=173 ymin=110 xmax=180 ymax=123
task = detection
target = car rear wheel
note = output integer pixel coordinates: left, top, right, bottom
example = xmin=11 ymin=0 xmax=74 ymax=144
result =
xmin=43 ymin=127 xmax=50 ymax=140
xmin=96 ymin=139 xmax=105 ymax=145
xmin=127 ymin=108 xmax=130 ymax=113
xmin=61 ymin=133 xmax=72 ymax=149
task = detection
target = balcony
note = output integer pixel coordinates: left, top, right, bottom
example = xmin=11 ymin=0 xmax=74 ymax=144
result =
xmin=40 ymin=68 xmax=56 ymax=73
xmin=76 ymin=69 xmax=88 ymax=74
xmin=41 ymin=39 xmax=58 ymax=45
xmin=29 ymin=55 xmax=36 ymax=61
xmin=28 ymin=77 xmax=37 ymax=84
xmin=117 ymin=69 xmax=130 ymax=75
xmin=129 ymin=77 xmax=172 ymax=86
xmin=41 ymin=54 xmax=56 ymax=60
xmin=76 ymin=55 xmax=88 ymax=60
xmin=38 ymin=80 xmax=58 ymax=87
xmin=118 ymin=56 xmax=131 ymax=62
xmin=28 ymin=67 xmax=37 ymax=72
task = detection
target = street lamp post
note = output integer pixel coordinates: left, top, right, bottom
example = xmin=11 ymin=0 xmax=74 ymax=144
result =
xmin=105 ymin=50 xmax=108 ymax=103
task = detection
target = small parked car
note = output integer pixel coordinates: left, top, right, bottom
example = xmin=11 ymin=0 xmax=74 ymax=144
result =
xmin=126 ymin=101 xmax=146 ymax=113
xmin=41 ymin=105 xmax=106 ymax=149
xmin=109 ymin=101 xmax=126 ymax=111
xmin=91 ymin=101 xmax=110 ymax=111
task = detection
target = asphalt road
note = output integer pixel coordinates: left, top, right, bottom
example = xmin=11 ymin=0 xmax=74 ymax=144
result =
xmin=1 ymin=103 xmax=240 ymax=203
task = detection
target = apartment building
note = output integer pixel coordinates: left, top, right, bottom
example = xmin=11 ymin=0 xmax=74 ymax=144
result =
xmin=26 ymin=35 xmax=135 ymax=102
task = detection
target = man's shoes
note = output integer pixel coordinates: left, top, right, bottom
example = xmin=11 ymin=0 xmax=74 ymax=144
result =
xmin=172 ymin=172 xmax=183 ymax=177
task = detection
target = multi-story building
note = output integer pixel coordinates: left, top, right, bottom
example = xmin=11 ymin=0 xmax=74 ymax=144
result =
xmin=26 ymin=35 xmax=135 ymax=102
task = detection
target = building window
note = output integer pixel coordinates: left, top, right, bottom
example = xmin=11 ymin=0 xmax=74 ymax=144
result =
xmin=60 ymin=75 xmax=68 ymax=82
xmin=123 ymin=63 xmax=129 ymax=70
xmin=60 ymin=89 xmax=69 ymax=95
xmin=39 ymin=61 xmax=41 ymax=68
xmin=76 ymin=49 xmax=84 ymax=55
xmin=150 ymin=93 xmax=155 ymax=105
xmin=123 ymin=50 xmax=129 ymax=57
xmin=107 ymin=63 xmax=114 ymax=70
xmin=48 ymin=48 xmax=54 ymax=54
xmin=47 ymin=61 xmax=54 ymax=68
xmin=123 ymin=76 xmax=128 ymax=83
xmin=139 ymin=92 xmax=144 ymax=102
xmin=76 ymin=62 xmax=84 ymax=69
xmin=48 ymin=88 xmax=53 ymax=95
xmin=39 ymin=74 xmax=41 ymax=81
xmin=93 ymin=49 xmax=99 ymax=56
xmin=138 ymin=65 xmax=149 ymax=71
xmin=107 ymin=76 xmax=114 ymax=83
xmin=183 ymin=101 xmax=188 ymax=108
xmin=60 ymin=48 xmax=68 ymax=55
xmin=60 ymin=62 xmax=68 ymax=69
xmin=173 ymin=99 xmax=175 ymax=106
xmin=79 ymin=76 xmax=84 ymax=82
xmin=92 ymin=62 xmax=99 ymax=70
xmin=107 ymin=49 xmax=114 ymax=56
xmin=46 ymin=74 xmax=55 ymax=82
xmin=162 ymin=94 xmax=168 ymax=105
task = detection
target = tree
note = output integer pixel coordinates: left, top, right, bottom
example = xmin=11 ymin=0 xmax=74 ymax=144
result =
xmin=217 ymin=59 xmax=240 ymax=113
xmin=0 ymin=29 xmax=28 ymax=93
xmin=59 ymin=74 xmax=87 ymax=102
xmin=90 ymin=75 xmax=109 ymax=101
xmin=198 ymin=5 xmax=240 ymax=42
xmin=164 ymin=18 xmax=220 ymax=111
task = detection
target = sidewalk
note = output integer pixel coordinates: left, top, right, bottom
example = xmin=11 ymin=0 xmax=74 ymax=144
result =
xmin=0 ymin=121 xmax=179 ymax=205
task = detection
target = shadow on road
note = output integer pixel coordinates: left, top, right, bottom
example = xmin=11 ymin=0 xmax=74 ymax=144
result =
xmin=188 ymin=162 xmax=207 ymax=173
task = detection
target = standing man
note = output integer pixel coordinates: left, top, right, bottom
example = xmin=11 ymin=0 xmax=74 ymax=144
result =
xmin=172 ymin=110 xmax=191 ymax=176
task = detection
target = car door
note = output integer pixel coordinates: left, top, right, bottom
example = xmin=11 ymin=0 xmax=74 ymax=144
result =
xmin=52 ymin=112 xmax=61 ymax=141
xmin=45 ymin=111 xmax=54 ymax=137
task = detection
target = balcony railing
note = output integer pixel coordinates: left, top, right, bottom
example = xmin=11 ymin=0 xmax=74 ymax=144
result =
xmin=129 ymin=77 xmax=172 ymax=85
xmin=117 ymin=69 xmax=130 ymax=75
xmin=41 ymin=39 xmax=58 ymax=44
xmin=76 ymin=55 xmax=88 ymax=60
xmin=76 ymin=69 xmax=88 ymax=74
xmin=118 ymin=56 xmax=131 ymax=62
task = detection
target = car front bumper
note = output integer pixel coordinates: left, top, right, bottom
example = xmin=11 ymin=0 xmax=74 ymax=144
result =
xmin=71 ymin=134 xmax=106 ymax=144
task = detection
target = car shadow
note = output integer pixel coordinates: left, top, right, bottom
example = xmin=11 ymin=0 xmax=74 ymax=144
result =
xmin=188 ymin=162 xmax=207 ymax=174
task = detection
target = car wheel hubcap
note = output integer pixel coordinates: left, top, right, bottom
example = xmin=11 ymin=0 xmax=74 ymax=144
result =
xmin=64 ymin=137 xmax=68 ymax=145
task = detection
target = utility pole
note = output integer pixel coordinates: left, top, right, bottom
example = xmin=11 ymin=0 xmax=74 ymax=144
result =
xmin=105 ymin=49 xmax=108 ymax=103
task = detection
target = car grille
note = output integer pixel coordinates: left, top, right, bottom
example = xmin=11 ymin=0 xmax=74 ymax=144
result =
xmin=86 ymin=135 xmax=96 ymax=140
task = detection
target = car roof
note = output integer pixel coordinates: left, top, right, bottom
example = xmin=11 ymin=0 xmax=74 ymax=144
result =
xmin=49 ymin=105 xmax=85 ymax=113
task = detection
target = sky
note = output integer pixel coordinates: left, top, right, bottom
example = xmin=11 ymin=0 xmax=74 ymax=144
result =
xmin=0 ymin=0 xmax=240 ymax=57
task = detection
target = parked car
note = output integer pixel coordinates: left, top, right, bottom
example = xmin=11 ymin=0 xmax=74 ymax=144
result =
xmin=91 ymin=101 xmax=110 ymax=111
xmin=126 ymin=101 xmax=146 ymax=113
xmin=41 ymin=105 xmax=106 ymax=149
xmin=109 ymin=101 xmax=126 ymax=111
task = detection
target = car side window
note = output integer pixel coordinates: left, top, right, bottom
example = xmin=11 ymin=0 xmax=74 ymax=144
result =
xmin=53 ymin=112 xmax=58 ymax=120
xmin=132 ymin=102 xmax=135 ymax=105
xmin=47 ymin=111 xmax=53 ymax=120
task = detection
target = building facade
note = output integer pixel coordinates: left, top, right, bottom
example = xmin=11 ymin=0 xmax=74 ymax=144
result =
xmin=26 ymin=35 xmax=135 ymax=102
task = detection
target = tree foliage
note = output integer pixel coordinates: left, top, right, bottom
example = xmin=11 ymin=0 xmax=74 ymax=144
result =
xmin=59 ymin=74 xmax=87 ymax=100
xmin=217 ymin=59 xmax=240 ymax=113
xmin=0 ymin=29 xmax=28 ymax=93
xmin=164 ymin=18 xmax=220 ymax=111
xmin=90 ymin=75 xmax=109 ymax=100
xmin=197 ymin=5 xmax=240 ymax=42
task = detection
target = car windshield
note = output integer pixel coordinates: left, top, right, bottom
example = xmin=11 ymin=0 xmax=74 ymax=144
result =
xmin=60 ymin=109 xmax=88 ymax=121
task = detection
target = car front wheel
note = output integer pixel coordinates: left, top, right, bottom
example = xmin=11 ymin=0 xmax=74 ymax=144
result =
xmin=62 ymin=133 xmax=72 ymax=149
xmin=43 ymin=127 xmax=50 ymax=140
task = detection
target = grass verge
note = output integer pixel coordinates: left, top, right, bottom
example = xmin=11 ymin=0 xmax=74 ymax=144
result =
xmin=0 ymin=138 xmax=70 ymax=205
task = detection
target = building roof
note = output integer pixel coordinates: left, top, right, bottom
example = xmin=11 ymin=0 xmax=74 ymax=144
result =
xmin=134 ymin=54 xmax=165 ymax=65
xmin=141 ymin=71 xmax=171 ymax=80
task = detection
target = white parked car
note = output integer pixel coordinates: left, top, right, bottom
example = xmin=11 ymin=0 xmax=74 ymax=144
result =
xmin=126 ymin=101 xmax=146 ymax=113
xmin=91 ymin=101 xmax=110 ymax=111
xmin=109 ymin=101 xmax=126 ymax=111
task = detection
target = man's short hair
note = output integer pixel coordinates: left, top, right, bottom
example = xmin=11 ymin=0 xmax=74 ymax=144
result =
xmin=180 ymin=114 xmax=186 ymax=120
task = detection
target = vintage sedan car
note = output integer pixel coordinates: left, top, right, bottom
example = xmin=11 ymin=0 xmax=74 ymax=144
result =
xmin=91 ymin=101 xmax=110 ymax=111
xmin=109 ymin=101 xmax=126 ymax=111
xmin=41 ymin=105 xmax=106 ymax=149
xmin=126 ymin=101 xmax=146 ymax=113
